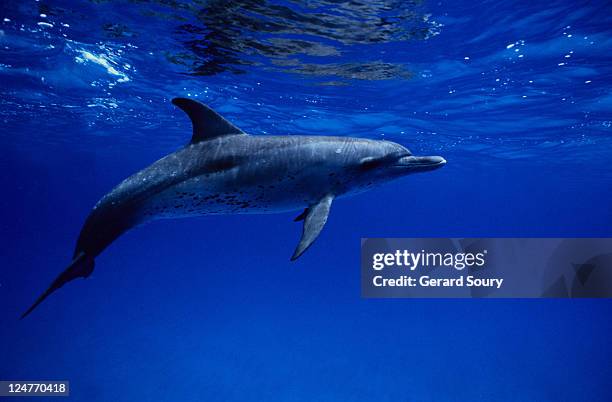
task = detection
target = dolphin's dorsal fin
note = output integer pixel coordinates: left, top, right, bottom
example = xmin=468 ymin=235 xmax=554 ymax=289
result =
xmin=172 ymin=98 xmax=246 ymax=143
xmin=291 ymin=194 xmax=334 ymax=261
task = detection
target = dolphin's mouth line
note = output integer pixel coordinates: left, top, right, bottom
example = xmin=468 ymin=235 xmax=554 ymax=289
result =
xmin=391 ymin=161 xmax=446 ymax=167
xmin=392 ymin=155 xmax=447 ymax=168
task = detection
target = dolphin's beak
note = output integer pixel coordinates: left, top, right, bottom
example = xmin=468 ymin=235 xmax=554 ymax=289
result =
xmin=394 ymin=155 xmax=447 ymax=172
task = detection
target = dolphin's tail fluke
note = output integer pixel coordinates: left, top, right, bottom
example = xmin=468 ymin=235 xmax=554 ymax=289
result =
xmin=20 ymin=252 xmax=95 ymax=319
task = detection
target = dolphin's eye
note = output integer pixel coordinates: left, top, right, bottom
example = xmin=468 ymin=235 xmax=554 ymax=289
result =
xmin=359 ymin=156 xmax=385 ymax=170
xmin=359 ymin=150 xmax=409 ymax=170
xmin=394 ymin=150 xmax=411 ymax=158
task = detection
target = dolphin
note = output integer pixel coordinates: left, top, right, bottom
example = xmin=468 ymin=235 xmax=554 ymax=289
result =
xmin=21 ymin=98 xmax=446 ymax=318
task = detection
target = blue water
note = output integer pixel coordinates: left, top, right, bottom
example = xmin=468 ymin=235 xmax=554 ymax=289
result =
xmin=1 ymin=0 xmax=612 ymax=400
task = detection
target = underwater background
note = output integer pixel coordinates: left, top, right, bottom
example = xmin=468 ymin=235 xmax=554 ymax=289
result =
xmin=1 ymin=0 xmax=612 ymax=400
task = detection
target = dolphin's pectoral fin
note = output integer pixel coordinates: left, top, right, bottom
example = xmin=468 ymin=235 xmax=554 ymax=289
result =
xmin=291 ymin=195 xmax=334 ymax=261
xmin=20 ymin=252 xmax=94 ymax=319
xmin=293 ymin=208 xmax=308 ymax=222
xmin=172 ymin=98 xmax=246 ymax=144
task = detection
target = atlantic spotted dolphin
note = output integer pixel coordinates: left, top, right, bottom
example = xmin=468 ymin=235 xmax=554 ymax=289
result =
xmin=22 ymin=98 xmax=446 ymax=318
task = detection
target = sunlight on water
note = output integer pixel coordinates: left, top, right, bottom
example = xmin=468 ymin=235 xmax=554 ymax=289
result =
xmin=0 ymin=0 xmax=611 ymax=164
